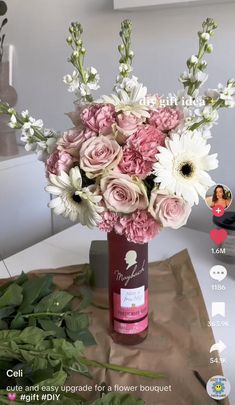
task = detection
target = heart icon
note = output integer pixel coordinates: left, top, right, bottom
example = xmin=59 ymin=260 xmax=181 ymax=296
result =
xmin=8 ymin=393 xmax=17 ymax=401
xmin=210 ymin=228 xmax=227 ymax=245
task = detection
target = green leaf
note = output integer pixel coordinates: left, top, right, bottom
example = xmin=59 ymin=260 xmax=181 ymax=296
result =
xmin=38 ymin=319 xmax=66 ymax=338
xmin=65 ymin=313 xmax=89 ymax=332
xmin=10 ymin=313 xmax=26 ymax=329
xmin=0 ymin=284 xmax=23 ymax=308
xmin=38 ymin=370 xmax=67 ymax=388
xmin=67 ymin=329 xmax=96 ymax=346
xmin=0 ymin=280 xmax=12 ymax=295
xmin=28 ymin=368 xmax=54 ymax=384
xmin=34 ymin=291 xmax=73 ymax=313
xmin=0 ymin=306 xmax=15 ymax=319
xmin=18 ymin=303 xmax=34 ymax=314
xmin=51 ymin=338 xmax=84 ymax=359
xmin=77 ymin=286 xmax=92 ymax=310
xmin=16 ymin=272 xmax=28 ymax=286
xmin=22 ymin=275 xmax=53 ymax=304
xmin=19 ymin=327 xmax=54 ymax=344
xmin=0 ymin=319 xmax=8 ymax=329
xmin=91 ymin=393 xmax=145 ymax=405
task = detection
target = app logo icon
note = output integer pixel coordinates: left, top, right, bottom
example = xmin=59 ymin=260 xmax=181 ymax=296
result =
xmin=210 ymin=265 xmax=227 ymax=282
xmin=207 ymin=375 xmax=231 ymax=400
xmin=212 ymin=302 xmax=225 ymax=317
xmin=210 ymin=340 xmax=226 ymax=354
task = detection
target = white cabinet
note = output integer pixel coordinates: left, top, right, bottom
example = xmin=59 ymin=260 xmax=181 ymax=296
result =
xmin=113 ymin=0 xmax=234 ymax=9
xmin=0 ymin=153 xmax=52 ymax=258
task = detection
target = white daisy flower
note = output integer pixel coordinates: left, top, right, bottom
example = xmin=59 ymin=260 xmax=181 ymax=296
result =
xmin=45 ymin=167 xmax=104 ymax=228
xmin=99 ymin=79 xmax=149 ymax=118
xmin=153 ymin=131 xmax=218 ymax=206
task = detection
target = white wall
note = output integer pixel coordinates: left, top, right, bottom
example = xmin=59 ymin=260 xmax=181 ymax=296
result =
xmin=5 ymin=0 xmax=235 ymax=233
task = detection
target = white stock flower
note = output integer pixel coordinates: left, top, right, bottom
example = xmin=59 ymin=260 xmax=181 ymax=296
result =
xmin=153 ymin=131 xmax=218 ymax=205
xmin=8 ymin=114 xmax=17 ymax=128
xmin=21 ymin=117 xmax=43 ymax=137
xmin=45 ymin=167 xmax=104 ymax=227
xmin=219 ymin=82 xmax=235 ymax=108
xmin=205 ymin=82 xmax=235 ymax=108
xmin=201 ymin=105 xmax=219 ymax=122
xmin=180 ymin=71 xmax=208 ymax=86
xmin=63 ymin=71 xmax=80 ymax=93
xmin=21 ymin=110 xmax=29 ymax=119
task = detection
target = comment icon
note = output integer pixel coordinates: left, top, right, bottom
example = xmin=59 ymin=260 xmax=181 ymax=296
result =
xmin=210 ymin=265 xmax=227 ymax=282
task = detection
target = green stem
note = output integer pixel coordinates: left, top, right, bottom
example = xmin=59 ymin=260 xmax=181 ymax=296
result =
xmin=80 ymin=357 xmax=165 ymax=380
xmin=22 ymin=312 xmax=66 ymax=318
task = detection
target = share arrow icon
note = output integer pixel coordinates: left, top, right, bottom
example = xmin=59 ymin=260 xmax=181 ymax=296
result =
xmin=210 ymin=340 xmax=226 ymax=354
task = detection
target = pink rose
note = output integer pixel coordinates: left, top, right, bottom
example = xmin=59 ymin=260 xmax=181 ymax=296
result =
xmin=116 ymin=112 xmax=143 ymax=137
xmin=148 ymin=107 xmax=182 ymax=132
xmin=46 ymin=150 xmax=76 ymax=176
xmin=100 ymin=173 xmax=148 ymax=214
xmin=81 ymin=104 xmax=115 ymax=134
xmin=149 ymin=190 xmax=191 ymax=229
xmin=57 ymin=127 xmax=96 ymax=157
xmin=118 ymin=124 xmax=165 ymax=178
xmin=98 ymin=211 xmax=119 ymax=232
xmin=114 ymin=210 xmax=161 ymax=243
xmin=80 ymin=135 xmax=123 ymax=178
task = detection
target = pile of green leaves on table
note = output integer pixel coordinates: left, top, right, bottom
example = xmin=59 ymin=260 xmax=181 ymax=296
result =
xmin=0 ymin=272 xmax=163 ymax=404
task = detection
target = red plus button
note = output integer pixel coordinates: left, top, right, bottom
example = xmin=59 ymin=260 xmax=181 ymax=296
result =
xmin=212 ymin=204 xmax=225 ymax=217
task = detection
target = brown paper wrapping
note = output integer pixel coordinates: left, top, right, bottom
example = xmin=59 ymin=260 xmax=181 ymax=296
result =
xmin=0 ymin=249 xmax=229 ymax=405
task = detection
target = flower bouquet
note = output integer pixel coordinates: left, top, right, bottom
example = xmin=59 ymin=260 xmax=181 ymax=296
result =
xmin=0 ymin=18 xmax=234 ymax=344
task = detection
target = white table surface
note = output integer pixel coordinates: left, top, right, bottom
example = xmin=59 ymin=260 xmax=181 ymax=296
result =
xmin=1 ymin=224 xmax=235 ymax=403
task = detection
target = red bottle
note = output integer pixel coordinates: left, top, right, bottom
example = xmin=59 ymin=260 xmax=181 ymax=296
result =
xmin=108 ymin=230 xmax=148 ymax=345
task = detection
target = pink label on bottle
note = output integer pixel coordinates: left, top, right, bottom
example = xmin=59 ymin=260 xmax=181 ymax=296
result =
xmin=113 ymin=288 xmax=148 ymax=321
xmin=114 ymin=317 xmax=148 ymax=334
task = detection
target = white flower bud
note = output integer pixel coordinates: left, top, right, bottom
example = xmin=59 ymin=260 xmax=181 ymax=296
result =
xmin=90 ymin=67 xmax=97 ymax=75
xmin=206 ymin=44 xmax=213 ymax=53
xmin=190 ymin=55 xmax=198 ymax=64
xmin=201 ymin=32 xmax=210 ymax=41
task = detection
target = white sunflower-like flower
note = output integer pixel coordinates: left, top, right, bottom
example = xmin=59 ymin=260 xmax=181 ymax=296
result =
xmin=99 ymin=78 xmax=149 ymax=118
xmin=153 ymin=131 xmax=218 ymax=206
xmin=45 ymin=167 xmax=104 ymax=228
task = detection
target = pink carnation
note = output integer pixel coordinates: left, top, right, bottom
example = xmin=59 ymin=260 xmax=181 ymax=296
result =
xmin=99 ymin=211 xmax=119 ymax=232
xmin=118 ymin=125 xmax=165 ymax=178
xmin=81 ymin=104 xmax=115 ymax=135
xmin=148 ymin=107 xmax=182 ymax=132
xmin=114 ymin=210 xmax=161 ymax=244
xmin=46 ymin=150 xmax=76 ymax=176
xmin=57 ymin=127 xmax=96 ymax=157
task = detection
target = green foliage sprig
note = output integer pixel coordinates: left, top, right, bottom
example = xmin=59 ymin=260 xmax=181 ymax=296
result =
xmin=0 ymin=273 xmax=164 ymax=404
xmin=65 ymin=22 xmax=100 ymax=103
xmin=117 ymin=20 xmax=134 ymax=80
